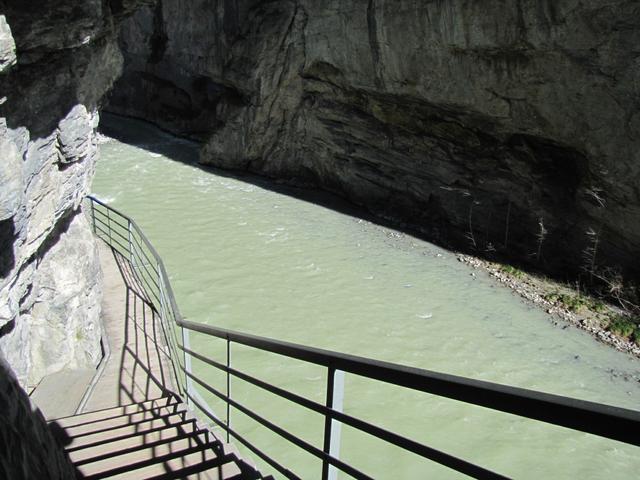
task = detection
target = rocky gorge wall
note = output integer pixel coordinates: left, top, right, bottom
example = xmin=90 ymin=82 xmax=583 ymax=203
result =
xmin=0 ymin=3 xmax=153 ymax=475
xmin=0 ymin=0 xmax=151 ymax=387
xmin=109 ymin=0 xmax=640 ymax=292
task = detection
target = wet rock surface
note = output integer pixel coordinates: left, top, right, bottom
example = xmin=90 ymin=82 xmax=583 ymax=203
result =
xmin=110 ymin=0 xmax=640 ymax=285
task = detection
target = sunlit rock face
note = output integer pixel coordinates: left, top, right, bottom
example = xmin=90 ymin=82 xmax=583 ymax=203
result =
xmin=0 ymin=1 xmax=152 ymax=386
xmin=110 ymin=0 xmax=640 ymax=286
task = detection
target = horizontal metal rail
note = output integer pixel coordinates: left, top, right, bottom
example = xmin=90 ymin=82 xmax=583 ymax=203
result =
xmin=178 ymin=320 xmax=640 ymax=447
xmin=85 ymin=194 xmax=640 ymax=480
xmin=185 ymin=369 xmax=374 ymax=480
xmin=181 ymin=346 xmax=507 ymax=479
xmin=186 ymin=392 xmax=300 ymax=479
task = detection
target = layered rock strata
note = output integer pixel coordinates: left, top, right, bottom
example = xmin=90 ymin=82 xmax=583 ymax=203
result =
xmin=110 ymin=0 xmax=640 ymax=289
xmin=0 ymin=0 xmax=150 ymax=386
xmin=0 ymin=3 xmax=151 ymax=476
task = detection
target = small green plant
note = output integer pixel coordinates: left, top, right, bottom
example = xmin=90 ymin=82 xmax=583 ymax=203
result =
xmin=544 ymin=292 xmax=591 ymax=312
xmin=544 ymin=290 xmax=611 ymax=316
xmin=544 ymin=292 xmax=560 ymax=303
xmin=633 ymin=328 xmax=640 ymax=346
xmin=608 ymin=315 xmax=636 ymax=338
xmin=501 ymin=265 xmax=525 ymax=279
xmin=591 ymin=300 xmax=606 ymax=313
xmin=564 ymin=295 xmax=589 ymax=312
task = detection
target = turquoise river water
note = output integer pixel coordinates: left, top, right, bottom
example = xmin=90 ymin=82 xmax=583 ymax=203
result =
xmin=93 ymin=116 xmax=640 ymax=479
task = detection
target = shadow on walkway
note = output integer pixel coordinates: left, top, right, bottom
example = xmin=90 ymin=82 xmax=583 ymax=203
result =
xmin=49 ymin=247 xmax=263 ymax=479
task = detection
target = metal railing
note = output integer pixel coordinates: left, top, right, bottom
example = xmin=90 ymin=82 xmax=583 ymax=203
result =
xmin=86 ymin=195 xmax=640 ymax=480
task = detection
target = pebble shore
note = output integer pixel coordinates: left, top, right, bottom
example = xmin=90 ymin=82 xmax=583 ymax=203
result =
xmin=457 ymin=254 xmax=640 ymax=359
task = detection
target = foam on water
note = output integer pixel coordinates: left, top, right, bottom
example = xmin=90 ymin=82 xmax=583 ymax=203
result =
xmin=94 ymin=117 xmax=640 ymax=479
xmin=95 ymin=193 xmax=118 ymax=204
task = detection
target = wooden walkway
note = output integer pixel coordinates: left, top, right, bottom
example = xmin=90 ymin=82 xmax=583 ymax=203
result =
xmin=46 ymin=243 xmax=264 ymax=480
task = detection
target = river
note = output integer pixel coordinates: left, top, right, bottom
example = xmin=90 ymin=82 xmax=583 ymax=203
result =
xmin=93 ymin=114 xmax=640 ymax=479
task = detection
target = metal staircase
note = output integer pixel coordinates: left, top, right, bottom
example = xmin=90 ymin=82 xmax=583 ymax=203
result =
xmin=56 ymin=396 xmax=264 ymax=479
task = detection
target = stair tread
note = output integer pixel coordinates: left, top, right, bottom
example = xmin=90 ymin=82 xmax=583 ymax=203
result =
xmin=76 ymin=434 xmax=221 ymax=476
xmin=143 ymin=455 xmax=245 ymax=480
xmin=63 ymin=404 xmax=187 ymax=435
xmin=70 ymin=411 xmax=187 ymax=438
xmin=70 ymin=428 xmax=213 ymax=464
xmin=67 ymin=415 xmax=197 ymax=450
xmin=55 ymin=397 xmax=179 ymax=426
xmin=82 ymin=441 xmax=228 ymax=480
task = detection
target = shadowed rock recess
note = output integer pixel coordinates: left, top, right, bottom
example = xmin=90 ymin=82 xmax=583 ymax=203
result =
xmin=108 ymin=0 xmax=640 ymax=287
xmin=0 ymin=359 xmax=78 ymax=479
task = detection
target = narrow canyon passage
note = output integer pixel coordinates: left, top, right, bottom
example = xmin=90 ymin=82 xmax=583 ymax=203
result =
xmin=93 ymin=115 xmax=640 ymax=479
xmin=2 ymin=2 xmax=638 ymax=479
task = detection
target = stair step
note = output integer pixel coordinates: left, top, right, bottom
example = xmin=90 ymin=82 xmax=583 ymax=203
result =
xmin=124 ymin=450 xmax=241 ymax=480
xmin=63 ymin=403 xmax=187 ymax=435
xmin=67 ymin=415 xmax=197 ymax=450
xmin=70 ymin=427 xmax=214 ymax=464
xmin=82 ymin=441 xmax=228 ymax=480
xmin=67 ymin=420 xmax=200 ymax=454
xmin=56 ymin=396 xmax=179 ymax=427
xmin=143 ymin=454 xmax=244 ymax=480
xmin=76 ymin=432 xmax=222 ymax=477
xmin=69 ymin=411 xmax=186 ymax=439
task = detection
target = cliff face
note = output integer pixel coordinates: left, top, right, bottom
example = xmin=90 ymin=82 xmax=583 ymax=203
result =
xmin=0 ymin=0 xmax=151 ymax=386
xmin=110 ymin=1 xmax=640 ymax=287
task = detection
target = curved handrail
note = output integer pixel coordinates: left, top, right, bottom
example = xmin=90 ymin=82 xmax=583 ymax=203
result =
xmin=85 ymin=194 xmax=640 ymax=480
xmin=88 ymin=195 xmax=184 ymax=323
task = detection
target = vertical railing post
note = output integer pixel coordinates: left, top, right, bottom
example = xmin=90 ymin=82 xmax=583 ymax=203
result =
xmin=157 ymin=262 xmax=164 ymax=320
xmin=89 ymin=198 xmax=96 ymax=234
xmin=158 ymin=262 xmax=174 ymax=395
xmin=322 ymin=368 xmax=335 ymax=480
xmin=106 ymin=207 xmax=113 ymax=247
xmin=131 ymin=224 xmax=140 ymax=277
xmin=158 ymin=259 xmax=184 ymax=399
xmin=328 ymin=370 xmax=345 ymax=480
xmin=322 ymin=368 xmax=345 ymax=480
xmin=182 ymin=326 xmax=192 ymax=403
xmin=128 ymin=220 xmax=134 ymax=263
xmin=226 ymin=338 xmax=231 ymax=443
